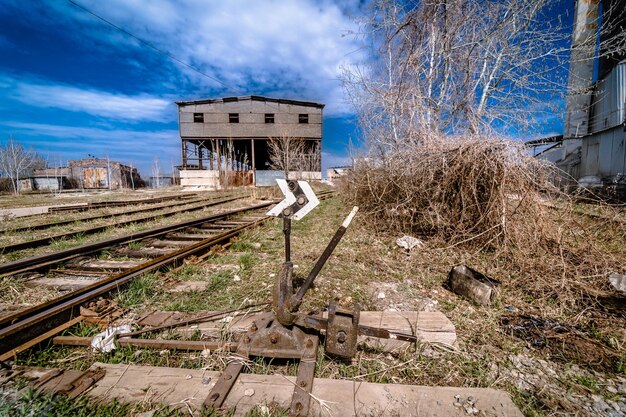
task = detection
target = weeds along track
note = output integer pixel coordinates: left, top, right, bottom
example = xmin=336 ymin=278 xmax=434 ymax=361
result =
xmin=0 ymin=200 xmax=274 ymax=358
xmin=0 ymin=191 xmax=335 ymax=360
xmin=0 ymin=192 xmax=249 ymax=253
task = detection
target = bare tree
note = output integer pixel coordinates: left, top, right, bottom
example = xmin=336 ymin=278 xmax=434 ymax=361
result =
xmin=343 ymin=0 xmax=573 ymax=153
xmin=0 ymin=138 xmax=45 ymax=194
xmin=151 ymin=157 xmax=162 ymax=188
xmin=267 ymin=134 xmax=307 ymax=179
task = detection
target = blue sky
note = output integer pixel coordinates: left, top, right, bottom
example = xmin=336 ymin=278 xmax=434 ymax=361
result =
xmin=0 ymin=0 xmax=572 ymax=178
xmin=0 ymin=0 xmax=368 ymax=177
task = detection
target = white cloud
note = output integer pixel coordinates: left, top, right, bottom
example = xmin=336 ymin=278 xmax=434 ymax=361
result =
xmin=14 ymin=0 xmax=367 ymax=116
xmin=321 ymin=151 xmax=352 ymax=172
xmin=1 ymin=75 xmax=173 ymax=122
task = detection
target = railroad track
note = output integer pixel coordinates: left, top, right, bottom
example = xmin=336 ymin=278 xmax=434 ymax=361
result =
xmin=47 ymin=193 xmax=198 ymax=213
xmin=0 ymin=191 xmax=334 ymax=359
xmin=0 ymin=192 xmax=250 ymax=253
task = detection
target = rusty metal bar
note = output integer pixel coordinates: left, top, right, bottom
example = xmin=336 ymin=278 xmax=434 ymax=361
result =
xmin=290 ymin=335 xmax=318 ymax=416
xmin=53 ymin=336 xmax=237 ymax=352
xmin=204 ymin=361 xmax=244 ymax=409
xmin=290 ymin=207 xmax=358 ymax=310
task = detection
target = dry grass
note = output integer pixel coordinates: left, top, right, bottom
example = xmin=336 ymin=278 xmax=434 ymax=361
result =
xmin=7 ymin=193 xmax=626 ymax=416
xmin=342 ymin=136 xmax=560 ymax=249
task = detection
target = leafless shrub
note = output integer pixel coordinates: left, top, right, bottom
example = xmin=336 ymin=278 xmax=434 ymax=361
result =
xmin=343 ymin=135 xmax=562 ymax=250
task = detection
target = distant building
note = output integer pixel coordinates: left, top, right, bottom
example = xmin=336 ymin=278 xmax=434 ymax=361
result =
xmin=326 ymin=166 xmax=352 ymax=184
xmin=176 ymin=95 xmax=323 ymax=188
xmin=559 ymin=0 xmax=626 ymax=196
xmin=29 ymin=158 xmax=143 ymax=191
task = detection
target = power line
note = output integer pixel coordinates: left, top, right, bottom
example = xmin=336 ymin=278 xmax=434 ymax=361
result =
xmin=67 ymin=0 xmax=241 ymax=93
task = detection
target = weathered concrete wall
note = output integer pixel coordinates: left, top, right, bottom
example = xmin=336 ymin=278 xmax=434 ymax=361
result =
xmin=179 ymin=99 xmax=322 ymax=139
xmin=179 ymin=170 xmax=220 ymax=189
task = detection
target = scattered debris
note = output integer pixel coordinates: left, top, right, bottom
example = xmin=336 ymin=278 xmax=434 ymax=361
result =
xmin=91 ymin=324 xmax=132 ymax=353
xmin=80 ymin=298 xmax=127 ymax=326
xmin=447 ymin=265 xmax=500 ymax=306
xmin=501 ymin=314 xmax=621 ymax=371
xmin=395 ymin=235 xmax=425 ymax=253
xmin=609 ymin=272 xmax=626 ymax=292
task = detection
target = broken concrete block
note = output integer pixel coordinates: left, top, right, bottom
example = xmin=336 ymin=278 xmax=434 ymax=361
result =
xmin=447 ymin=265 xmax=500 ymax=306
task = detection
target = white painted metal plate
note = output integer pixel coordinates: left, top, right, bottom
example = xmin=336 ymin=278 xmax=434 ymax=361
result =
xmin=266 ymin=179 xmax=296 ymax=217
xmin=292 ymin=181 xmax=319 ymax=220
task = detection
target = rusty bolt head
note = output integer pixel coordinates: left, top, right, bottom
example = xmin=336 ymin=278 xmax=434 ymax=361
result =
xmin=209 ymin=393 xmax=220 ymax=402
xmin=299 ymin=380 xmax=307 ymax=387
xmin=294 ymin=402 xmax=303 ymax=413
xmin=250 ymin=324 xmax=258 ymax=332
xmin=224 ymin=374 xmax=232 ymax=380
xmin=269 ymin=333 xmax=279 ymax=344
xmin=337 ymin=331 xmax=347 ymax=344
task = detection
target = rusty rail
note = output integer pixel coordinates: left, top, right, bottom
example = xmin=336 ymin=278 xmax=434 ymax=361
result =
xmin=0 ymin=205 xmax=274 ymax=356
xmin=0 ymin=194 xmax=246 ymax=254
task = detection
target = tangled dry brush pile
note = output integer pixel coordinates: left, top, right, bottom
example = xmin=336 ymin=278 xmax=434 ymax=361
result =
xmin=342 ymin=135 xmax=624 ymax=306
xmin=344 ymin=135 xmax=559 ymax=247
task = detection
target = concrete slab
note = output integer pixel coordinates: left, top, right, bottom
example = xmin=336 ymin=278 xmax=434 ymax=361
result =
xmin=24 ymin=277 xmax=97 ymax=291
xmin=86 ymin=363 xmax=523 ymax=416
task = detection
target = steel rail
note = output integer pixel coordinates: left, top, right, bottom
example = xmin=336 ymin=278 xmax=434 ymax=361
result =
xmin=0 ymin=199 xmax=273 ymax=277
xmin=0 ymin=190 xmax=335 ymax=357
xmin=0 ymin=194 xmax=246 ymax=253
xmin=0 ymin=207 xmax=274 ymax=355
xmin=0 ymin=195 xmax=233 ymax=234
xmin=47 ymin=194 xmax=197 ymax=213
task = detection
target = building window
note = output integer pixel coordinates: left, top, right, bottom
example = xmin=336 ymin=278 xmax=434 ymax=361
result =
xmin=193 ymin=113 xmax=204 ymax=123
xmin=299 ymin=114 xmax=309 ymax=124
xmin=265 ymin=113 xmax=275 ymax=124
xmin=229 ymin=113 xmax=239 ymax=123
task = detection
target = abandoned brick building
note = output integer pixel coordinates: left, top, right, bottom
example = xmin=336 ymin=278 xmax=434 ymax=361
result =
xmin=176 ymin=96 xmax=323 ymax=188
xmin=25 ymin=158 xmax=143 ymax=191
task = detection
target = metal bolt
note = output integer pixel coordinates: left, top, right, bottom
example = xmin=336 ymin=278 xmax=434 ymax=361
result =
xmin=282 ymin=207 xmax=292 ymax=216
xmin=224 ymin=374 xmax=232 ymax=380
xmin=270 ymin=333 xmax=279 ymax=344
xmin=209 ymin=393 xmax=220 ymax=402
xmin=288 ymin=181 xmax=296 ymax=191
xmin=297 ymin=196 xmax=306 ymax=206
xmin=250 ymin=324 xmax=257 ymax=332
xmin=337 ymin=331 xmax=347 ymax=344
xmin=299 ymin=380 xmax=307 ymax=387
xmin=294 ymin=402 xmax=303 ymax=413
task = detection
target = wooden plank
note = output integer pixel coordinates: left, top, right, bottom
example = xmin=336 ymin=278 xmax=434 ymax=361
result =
xmin=0 ymin=316 xmax=83 ymax=361
xmin=85 ymin=363 xmax=522 ymax=417
xmin=24 ymin=277 xmax=96 ymax=291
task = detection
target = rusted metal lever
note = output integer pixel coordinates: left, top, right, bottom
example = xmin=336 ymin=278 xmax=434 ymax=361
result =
xmin=289 ymin=206 xmax=359 ymax=312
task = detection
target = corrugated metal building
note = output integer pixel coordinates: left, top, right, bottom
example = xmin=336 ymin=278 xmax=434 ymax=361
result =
xmin=561 ymin=0 xmax=626 ymax=197
xmin=176 ymin=96 xmax=324 ymax=188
